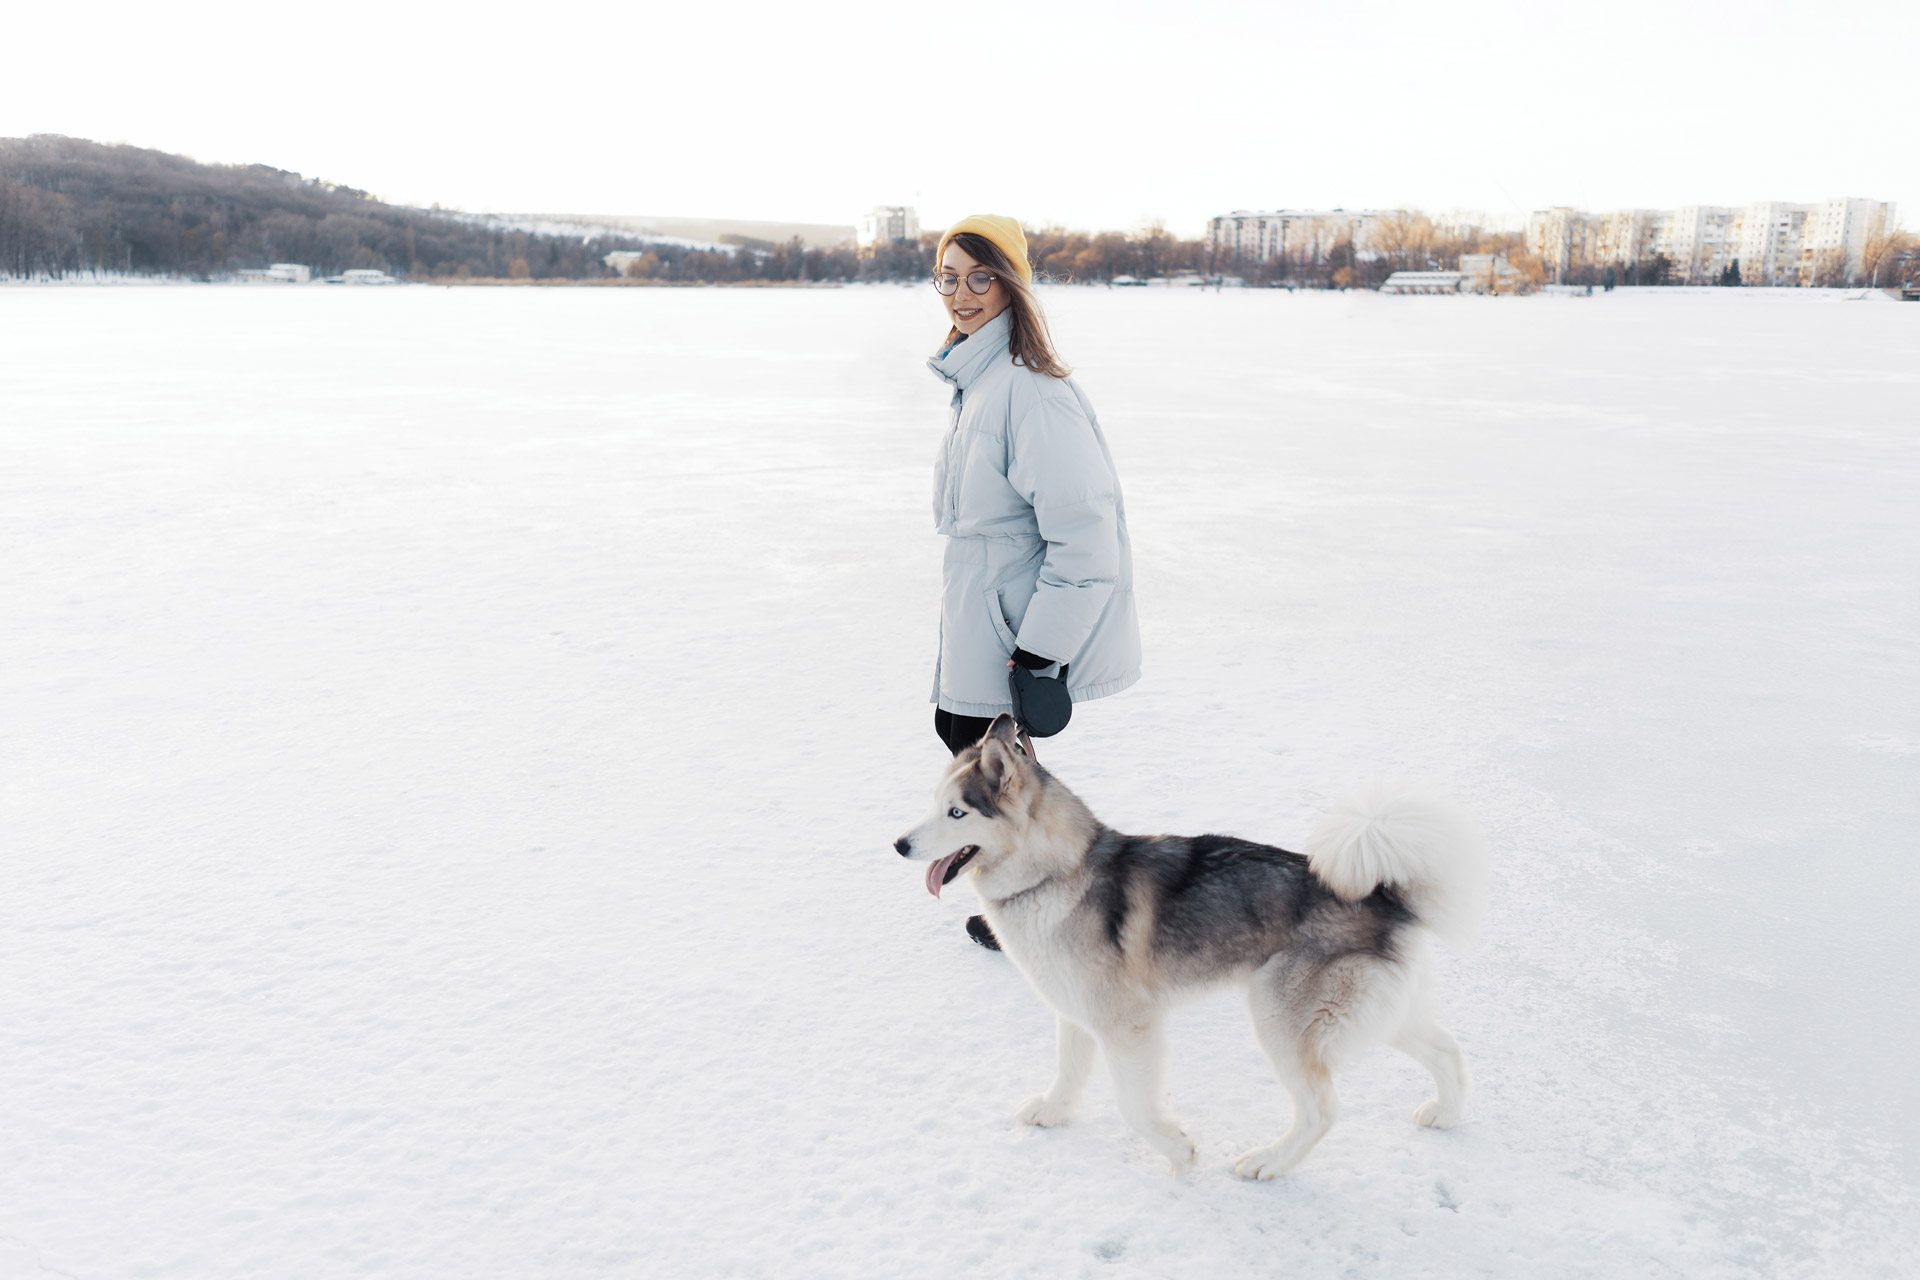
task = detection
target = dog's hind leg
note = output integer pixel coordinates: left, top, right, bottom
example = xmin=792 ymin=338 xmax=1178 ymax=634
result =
xmin=1394 ymin=1014 xmax=1469 ymax=1129
xmin=1017 ymin=1017 xmax=1095 ymax=1127
xmin=1235 ymin=963 xmax=1345 ymax=1180
xmin=1098 ymin=1019 xmax=1196 ymax=1172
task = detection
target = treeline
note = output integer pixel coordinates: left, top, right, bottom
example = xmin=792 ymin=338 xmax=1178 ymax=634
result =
xmin=1545 ymin=238 xmax=1918 ymax=289
xmin=1209 ymin=212 xmax=1531 ymax=288
xmin=608 ymin=226 xmax=1220 ymax=285
xmin=1349 ymin=212 xmax=1529 ymax=286
xmin=614 ymin=234 xmax=920 ymax=284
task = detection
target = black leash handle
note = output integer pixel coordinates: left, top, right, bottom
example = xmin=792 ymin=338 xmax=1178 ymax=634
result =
xmin=1008 ymin=660 xmax=1072 ymax=742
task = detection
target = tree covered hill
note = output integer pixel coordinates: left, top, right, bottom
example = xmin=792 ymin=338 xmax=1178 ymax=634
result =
xmin=0 ymin=136 xmax=679 ymax=281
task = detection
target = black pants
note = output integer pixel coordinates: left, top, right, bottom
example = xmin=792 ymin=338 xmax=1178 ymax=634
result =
xmin=934 ymin=709 xmax=996 ymax=756
xmin=934 ymin=708 xmax=1007 ymax=948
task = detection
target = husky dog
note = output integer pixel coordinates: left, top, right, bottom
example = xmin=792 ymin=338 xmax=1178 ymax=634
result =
xmin=893 ymin=715 xmax=1489 ymax=1178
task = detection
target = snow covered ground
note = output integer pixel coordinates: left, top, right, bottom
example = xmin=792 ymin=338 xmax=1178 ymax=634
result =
xmin=2 ymin=283 xmax=1915 ymax=1278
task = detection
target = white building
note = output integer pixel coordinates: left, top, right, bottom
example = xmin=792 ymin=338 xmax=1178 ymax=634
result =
xmin=1381 ymin=258 xmax=1519 ymax=296
xmin=858 ymin=206 xmax=920 ymax=248
xmin=1208 ymin=209 xmax=1393 ymax=265
xmin=1379 ymin=271 xmax=1466 ymax=295
xmin=235 ymin=262 xmax=312 ymax=284
xmin=1457 ymin=254 xmax=1522 ymax=293
xmin=1595 ymin=211 xmax=1662 ymax=269
xmin=1526 ymin=208 xmax=1593 ymax=283
xmin=1527 ymin=199 xmax=1896 ymax=285
xmin=1660 ymin=206 xmax=1741 ymax=282
xmin=603 ymin=250 xmax=652 ymax=272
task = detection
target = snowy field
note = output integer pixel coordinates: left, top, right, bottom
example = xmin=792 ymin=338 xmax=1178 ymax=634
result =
xmin=2 ymin=283 xmax=1916 ymax=1278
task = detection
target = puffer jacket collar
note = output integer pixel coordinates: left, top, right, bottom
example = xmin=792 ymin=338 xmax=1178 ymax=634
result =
xmin=926 ymin=309 xmax=1012 ymax=393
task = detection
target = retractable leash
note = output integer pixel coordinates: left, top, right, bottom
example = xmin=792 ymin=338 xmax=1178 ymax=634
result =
xmin=1008 ymin=660 xmax=1072 ymax=762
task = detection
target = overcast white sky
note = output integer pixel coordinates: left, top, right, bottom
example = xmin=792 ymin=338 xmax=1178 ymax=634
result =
xmin=6 ymin=0 xmax=1916 ymax=236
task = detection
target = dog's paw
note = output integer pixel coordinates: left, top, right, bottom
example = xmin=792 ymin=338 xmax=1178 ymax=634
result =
xmin=1413 ymin=1098 xmax=1461 ymax=1129
xmin=1015 ymin=1095 xmax=1071 ymax=1127
xmin=1232 ymin=1143 xmax=1298 ymax=1181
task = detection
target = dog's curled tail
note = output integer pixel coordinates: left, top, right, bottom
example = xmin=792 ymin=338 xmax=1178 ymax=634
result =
xmin=1306 ymin=779 xmax=1490 ymax=950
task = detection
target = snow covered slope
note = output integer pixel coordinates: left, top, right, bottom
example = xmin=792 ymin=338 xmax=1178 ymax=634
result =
xmin=1 ymin=284 xmax=1915 ymax=1278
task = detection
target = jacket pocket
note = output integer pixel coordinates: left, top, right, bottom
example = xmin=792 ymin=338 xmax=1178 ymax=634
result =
xmin=982 ymin=588 xmax=1018 ymax=655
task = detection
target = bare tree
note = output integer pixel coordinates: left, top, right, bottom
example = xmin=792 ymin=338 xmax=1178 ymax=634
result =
xmin=1809 ymin=246 xmax=1853 ymax=288
xmin=1367 ymin=211 xmax=1435 ymax=272
xmin=1860 ymin=227 xmax=1914 ymax=288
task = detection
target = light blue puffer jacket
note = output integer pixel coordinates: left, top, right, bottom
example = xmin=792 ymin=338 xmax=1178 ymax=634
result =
xmin=927 ymin=309 xmax=1141 ymax=716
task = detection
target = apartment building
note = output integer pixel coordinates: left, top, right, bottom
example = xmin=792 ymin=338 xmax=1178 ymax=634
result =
xmin=1527 ymin=198 xmax=1895 ymax=285
xmin=1662 ymin=206 xmax=1741 ymax=282
xmin=1208 ymin=209 xmax=1394 ymax=264
xmin=858 ymin=206 xmax=920 ymax=248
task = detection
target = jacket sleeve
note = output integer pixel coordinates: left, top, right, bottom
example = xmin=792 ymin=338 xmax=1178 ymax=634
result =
xmin=1005 ymin=390 xmax=1120 ymax=666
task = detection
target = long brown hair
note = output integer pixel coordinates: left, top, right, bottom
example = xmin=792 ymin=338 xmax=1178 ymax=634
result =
xmin=945 ymin=232 xmax=1071 ymax=379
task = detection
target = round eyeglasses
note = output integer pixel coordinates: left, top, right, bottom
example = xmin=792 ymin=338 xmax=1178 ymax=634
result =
xmin=933 ymin=270 xmax=997 ymax=296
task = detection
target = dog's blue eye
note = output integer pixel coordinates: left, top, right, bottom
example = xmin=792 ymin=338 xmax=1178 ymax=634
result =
xmin=948 ymin=807 xmax=965 ymax=820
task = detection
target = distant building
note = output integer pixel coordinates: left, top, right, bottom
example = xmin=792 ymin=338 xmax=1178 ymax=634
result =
xmin=1381 ymin=258 xmax=1519 ymax=295
xmin=604 ymin=251 xmax=653 ymax=272
xmin=1111 ymin=273 xmax=1211 ymax=288
xmin=236 ymin=262 xmax=312 ymax=284
xmin=1457 ymin=254 xmax=1522 ymax=293
xmin=1379 ymin=271 xmax=1466 ymax=295
xmin=1207 ymin=209 xmax=1394 ymax=264
xmin=1526 ymin=199 xmax=1896 ymax=285
xmin=859 ymin=206 xmax=920 ymax=248
xmin=337 ymin=269 xmax=395 ymax=285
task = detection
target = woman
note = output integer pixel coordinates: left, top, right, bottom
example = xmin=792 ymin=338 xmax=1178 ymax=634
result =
xmin=925 ymin=215 xmax=1140 ymax=947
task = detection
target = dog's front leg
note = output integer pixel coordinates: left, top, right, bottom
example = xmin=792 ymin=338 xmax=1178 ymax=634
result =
xmin=1100 ymin=1020 xmax=1196 ymax=1173
xmin=1016 ymin=1016 xmax=1094 ymax=1127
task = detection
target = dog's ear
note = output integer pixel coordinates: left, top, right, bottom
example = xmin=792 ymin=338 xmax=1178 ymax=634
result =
xmin=978 ymin=717 xmax=1027 ymax=800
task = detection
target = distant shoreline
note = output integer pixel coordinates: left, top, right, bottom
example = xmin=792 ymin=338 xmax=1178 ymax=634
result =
xmin=0 ymin=275 xmax=852 ymax=289
xmin=1 ymin=275 xmax=1909 ymax=300
xmin=424 ymin=276 xmax=847 ymax=288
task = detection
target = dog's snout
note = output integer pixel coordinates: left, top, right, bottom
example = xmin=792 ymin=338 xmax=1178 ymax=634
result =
xmin=894 ymin=836 xmax=912 ymax=857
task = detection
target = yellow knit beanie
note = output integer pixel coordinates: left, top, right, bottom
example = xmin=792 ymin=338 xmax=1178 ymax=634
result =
xmin=937 ymin=215 xmax=1033 ymax=283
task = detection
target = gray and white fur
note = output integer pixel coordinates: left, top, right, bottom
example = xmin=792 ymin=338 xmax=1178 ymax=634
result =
xmin=893 ymin=714 xmax=1489 ymax=1178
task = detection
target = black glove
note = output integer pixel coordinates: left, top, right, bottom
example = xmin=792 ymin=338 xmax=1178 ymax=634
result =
xmin=1010 ymin=647 xmax=1054 ymax=670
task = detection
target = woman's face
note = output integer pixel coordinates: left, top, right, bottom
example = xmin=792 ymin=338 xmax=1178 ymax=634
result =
xmin=939 ymin=243 xmax=1010 ymax=336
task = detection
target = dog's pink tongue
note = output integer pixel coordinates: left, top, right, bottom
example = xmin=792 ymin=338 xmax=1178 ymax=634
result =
xmin=925 ymin=852 xmax=958 ymax=898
